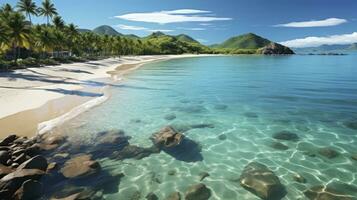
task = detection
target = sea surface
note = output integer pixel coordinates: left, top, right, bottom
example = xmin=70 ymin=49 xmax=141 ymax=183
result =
xmin=52 ymin=55 xmax=357 ymax=199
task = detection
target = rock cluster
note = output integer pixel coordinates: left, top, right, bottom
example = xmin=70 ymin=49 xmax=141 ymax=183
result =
xmin=0 ymin=134 xmax=57 ymax=199
xmin=239 ymin=162 xmax=286 ymax=200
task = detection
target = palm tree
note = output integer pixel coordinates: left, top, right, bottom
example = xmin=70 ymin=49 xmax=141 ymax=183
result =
xmin=0 ymin=3 xmax=14 ymax=20
xmin=6 ymin=12 xmax=31 ymax=62
xmin=38 ymin=0 xmax=57 ymax=25
xmin=33 ymin=25 xmax=54 ymax=57
xmin=0 ymin=21 xmax=10 ymax=53
xmin=52 ymin=15 xmax=64 ymax=29
xmin=17 ymin=0 xmax=37 ymax=24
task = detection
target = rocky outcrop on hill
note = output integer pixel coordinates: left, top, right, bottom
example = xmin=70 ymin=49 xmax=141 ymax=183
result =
xmin=258 ymin=43 xmax=295 ymax=55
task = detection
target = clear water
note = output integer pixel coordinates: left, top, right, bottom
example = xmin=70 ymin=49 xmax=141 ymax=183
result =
xmin=57 ymin=55 xmax=357 ymax=199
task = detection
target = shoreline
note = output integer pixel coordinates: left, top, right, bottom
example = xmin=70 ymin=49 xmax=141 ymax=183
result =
xmin=0 ymin=54 xmax=215 ymax=138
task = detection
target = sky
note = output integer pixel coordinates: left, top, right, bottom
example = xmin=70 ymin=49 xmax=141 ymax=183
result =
xmin=3 ymin=0 xmax=357 ymax=47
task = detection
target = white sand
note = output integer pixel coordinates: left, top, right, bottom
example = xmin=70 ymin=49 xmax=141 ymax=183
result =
xmin=0 ymin=55 xmax=209 ymax=120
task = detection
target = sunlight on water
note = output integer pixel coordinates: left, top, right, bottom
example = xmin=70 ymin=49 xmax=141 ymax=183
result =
xmin=56 ymin=55 xmax=357 ymax=199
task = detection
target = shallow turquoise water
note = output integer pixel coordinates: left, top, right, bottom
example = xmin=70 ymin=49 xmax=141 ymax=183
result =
xmin=59 ymin=55 xmax=357 ymax=199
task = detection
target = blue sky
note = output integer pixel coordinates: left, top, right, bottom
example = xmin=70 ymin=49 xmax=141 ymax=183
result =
xmin=3 ymin=0 xmax=357 ymax=47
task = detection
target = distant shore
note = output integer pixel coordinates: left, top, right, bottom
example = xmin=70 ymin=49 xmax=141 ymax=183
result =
xmin=0 ymin=54 xmax=215 ymax=138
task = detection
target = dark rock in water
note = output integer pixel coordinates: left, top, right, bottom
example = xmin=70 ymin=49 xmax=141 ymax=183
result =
xmin=151 ymin=126 xmax=203 ymax=162
xmin=292 ymin=173 xmax=307 ymax=183
xmin=164 ymin=114 xmax=177 ymax=121
xmin=0 ymin=164 xmax=13 ymax=179
xmin=130 ymin=119 xmax=142 ymax=123
xmin=239 ymin=162 xmax=286 ymax=200
xmin=185 ymin=183 xmax=211 ymax=200
xmin=18 ymin=155 xmax=48 ymax=171
xmin=130 ymin=191 xmax=141 ymax=200
xmin=351 ymin=154 xmax=357 ymax=161
xmin=218 ymin=134 xmax=227 ymax=141
xmin=270 ymin=142 xmax=289 ymax=151
xmin=304 ymin=185 xmax=353 ymax=200
xmin=0 ymin=151 xmax=10 ymax=165
xmin=214 ymin=104 xmax=228 ymax=110
xmin=199 ymin=172 xmax=210 ymax=181
xmin=168 ymin=170 xmax=176 ymax=176
xmin=166 ymin=192 xmax=181 ymax=200
xmin=318 ymin=148 xmax=340 ymax=159
xmin=13 ymin=179 xmax=43 ymax=200
xmin=244 ymin=112 xmax=258 ymax=118
xmin=0 ymin=169 xmax=45 ymax=198
xmin=273 ymin=131 xmax=299 ymax=141
xmin=0 ymin=135 xmax=17 ymax=146
xmin=112 ymin=145 xmax=159 ymax=160
xmin=51 ymin=185 xmax=97 ymax=200
xmin=173 ymin=105 xmax=207 ymax=114
xmin=303 ymin=151 xmax=316 ymax=158
xmin=190 ymin=123 xmax=215 ymax=129
xmin=93 ymin=173 xmax=124 ymax=195
xmin=258 ymin=42 xmax=295 ymax=55
xmin=343 ymin=120 xmax=357 ymax=130
xmin=91 ymin=129 xmax=131 ymax=158
xmin=180 ymin=99 xmax=190 ymax=103
xmin=151 ymin=126 xmax=184 ymax=148
xmin=146 ymin=192 xmax=159 ymax=200
xmin=60 ymin=154 xmax=100 ymax=179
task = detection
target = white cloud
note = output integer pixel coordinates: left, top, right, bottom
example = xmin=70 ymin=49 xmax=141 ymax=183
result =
xmin=116 ymin=24 xmax=173 ymax=32
xmin=116 ymin=24 xmax=147 ymax=30
xmin=280 ymin=32 xmax=357 ymax=48
xmin=115 ymin=9 xmax=232 ymax=24
xmin=199 ymin=23 xmax=212 ymax=26
xmin=275 ymin=18 xmax=347 ymax=28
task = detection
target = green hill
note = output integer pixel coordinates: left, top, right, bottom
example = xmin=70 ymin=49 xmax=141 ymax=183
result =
xmin=93 ymin=25 xmax=122 ymax=36
xmin=214 ymin=33 xmax=271 ymax=49
xmin=175 ymin=34 xmax=199 ymax=43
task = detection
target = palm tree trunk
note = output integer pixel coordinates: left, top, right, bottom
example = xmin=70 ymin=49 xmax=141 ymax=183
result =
xmin=29 ymin=14 xmax=32 ymax=25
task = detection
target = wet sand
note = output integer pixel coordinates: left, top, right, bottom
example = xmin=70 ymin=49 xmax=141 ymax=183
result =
xmin=0 ymin=55 xmax=214 ymax=139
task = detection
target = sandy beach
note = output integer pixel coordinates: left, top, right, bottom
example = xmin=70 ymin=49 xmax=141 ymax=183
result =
xmin=0 ymin=54 xmax=208 ymax=138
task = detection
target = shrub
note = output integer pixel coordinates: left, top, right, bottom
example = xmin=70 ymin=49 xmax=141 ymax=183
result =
xmin=38 ymin=58 xmax=60 ymax=66
xmin=16 ymin=57 xmax=41 ymax=68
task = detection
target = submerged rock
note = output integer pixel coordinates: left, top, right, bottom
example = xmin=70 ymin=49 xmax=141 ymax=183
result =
xmin=351 ymin=154 xmax=357 ymax=161
xmin=60 ymin=154 xmax=100 ymax=179
xmin=292 ymin=173 xmax=307 ymax=183
xmin=185 ymin=183 xmax=211 ymax=200
xmin=218 ymin=134 xmax=227 ymax=141
xmin=18 ymin=155 xmax=48 ymax=171
xmin=190 ymin=124 xmax=215 ymax=129
xmin=318 ymin=148 xmax=340 ymax=159
xmin=166 ymin=192 xmax=181 ymax=200
xmin=244 ymin=112 xmax=259 ymax=118
xmin=270 ymin=142 xmax=289 ymax=151
xmin=164 ymin=114 xmax=177 ymax=121
xmin=304 ymin=185 xmax=353 ymax=200
xmin=51 ymin=185 xmax=97 ymax=200
xmin=239 ymin=162 xmax=286 ymax=200
xmin=273 ymin=131 xmax=299 ymax=141
xmin=0 ymin=169 xmax=45 ymax=199
xmin=199 ymin=172 xmax=210 ymax=181
xmin=13 ymin=179 xmax=43 ymax=200
xmin=214 ymin=104 xmax=228 ymax=110
xmin=151 ymin=126 xmax=203 ymax=162
xmin=146 ymin=192 xmax=159 ymax=200
xmin=151 ymin=126 xmax=184 ymax=148
xmin=112 ymin=145 xmax=159 ymax=160
xmin=343 ymin=120 xmax=357 ymax=130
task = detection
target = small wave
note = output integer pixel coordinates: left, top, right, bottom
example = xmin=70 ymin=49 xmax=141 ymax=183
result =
xmin=37 ymin=87 xmax=110 ymax=135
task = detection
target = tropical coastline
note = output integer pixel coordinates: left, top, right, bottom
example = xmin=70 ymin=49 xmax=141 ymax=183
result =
xmin=0 ymin=54 xmax=213 ymax=138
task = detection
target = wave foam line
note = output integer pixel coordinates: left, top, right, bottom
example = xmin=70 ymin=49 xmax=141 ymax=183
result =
xmin=37 ymin=89 xmax=109 ymax=135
